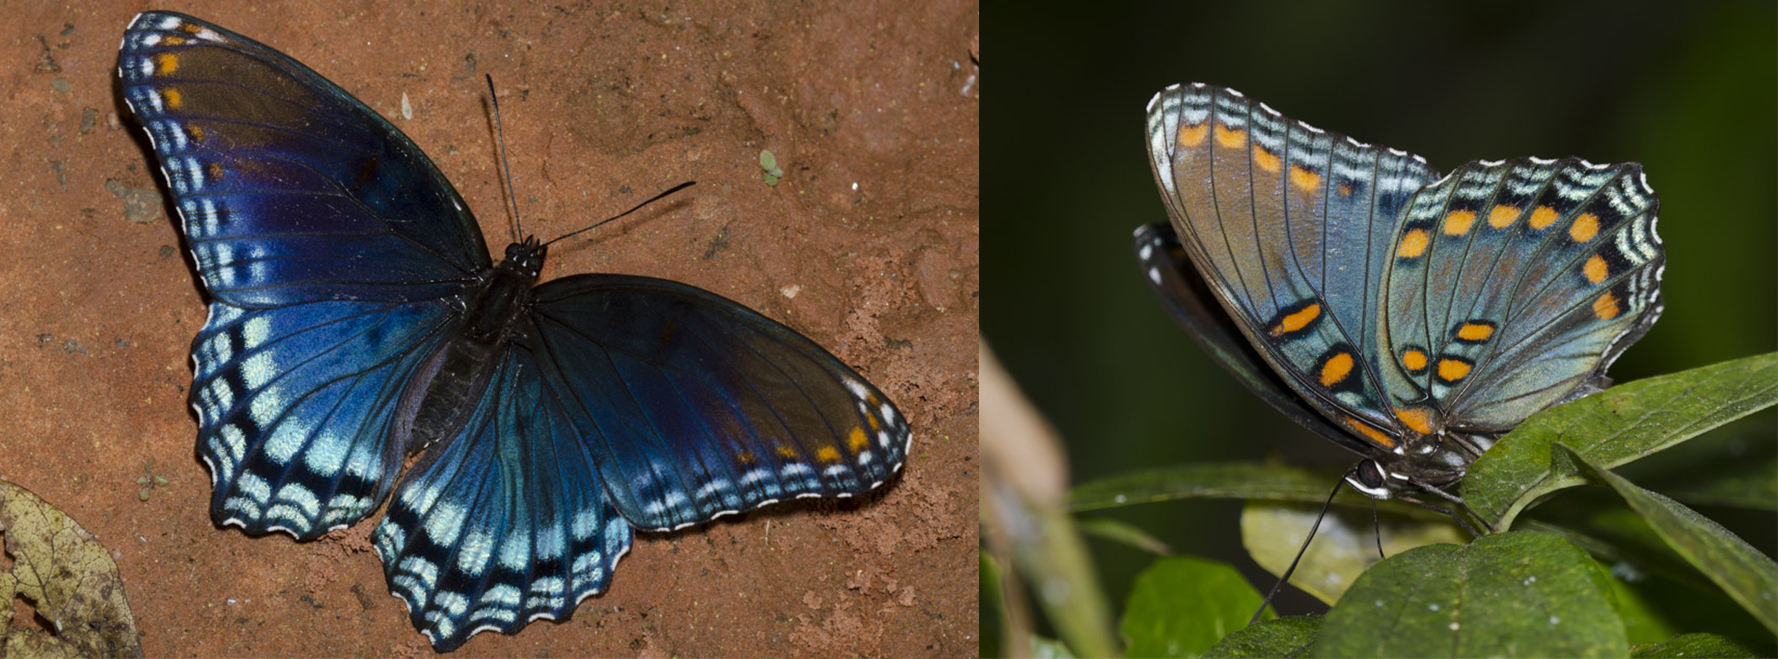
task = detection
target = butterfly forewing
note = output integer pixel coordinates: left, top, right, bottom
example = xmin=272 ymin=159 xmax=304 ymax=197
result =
xmin=526 ymin=276 xmax=910 ymax=532
xmin=118 ymin=11 xmax=491 ymax=307
xmin=1146 ymin=83 xmax=1437 ymax=448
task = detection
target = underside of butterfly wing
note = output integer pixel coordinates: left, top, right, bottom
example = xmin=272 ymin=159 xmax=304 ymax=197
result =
xmin=1380 ymin=158 xmax=1663 ymax=431
xmin=1146 ymin=83 xmax=1440 ymax=453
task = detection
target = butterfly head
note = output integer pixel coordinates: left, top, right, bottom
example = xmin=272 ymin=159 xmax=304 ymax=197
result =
xmin=499 ymin=237 xmax=548 ymax=280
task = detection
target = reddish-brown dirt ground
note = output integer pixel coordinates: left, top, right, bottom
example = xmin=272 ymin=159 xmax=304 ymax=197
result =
xmin=0 ymin=1 xmax=978 ymax=656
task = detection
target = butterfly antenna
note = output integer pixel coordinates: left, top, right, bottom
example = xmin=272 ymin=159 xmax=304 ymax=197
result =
xmin=1250 ymin=472 xmax=1351 ymax=627
xmin=485 ymin=74 xmax=525 ymax=244
xmin=542 ymin=181 xmax=697 ymax=248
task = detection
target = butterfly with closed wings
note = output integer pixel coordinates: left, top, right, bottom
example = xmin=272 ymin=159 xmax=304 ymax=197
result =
xmin=118 ymin=11 xmax=910 ymax=652
xmin=1135 ymin=83 xmax=1663 ymax=615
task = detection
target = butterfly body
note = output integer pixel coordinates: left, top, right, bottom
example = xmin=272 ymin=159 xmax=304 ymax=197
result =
xmin=1138 ymin=83 xmax=1662 ymax=503
xmin=119 ymin=11 xmax=910 ymax=651
xmin=396 ymin=240 xmax=544 ymax=454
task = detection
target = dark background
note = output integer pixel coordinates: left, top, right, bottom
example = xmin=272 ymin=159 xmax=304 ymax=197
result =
xmin=986 ymin=1 xmax=1776 ymax=622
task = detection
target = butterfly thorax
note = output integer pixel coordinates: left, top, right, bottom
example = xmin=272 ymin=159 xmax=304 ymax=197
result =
xmin=393 ymin=239 xmax=546 ymax=454
xmin=1350 ymin=428 xmax=1497 ymax=499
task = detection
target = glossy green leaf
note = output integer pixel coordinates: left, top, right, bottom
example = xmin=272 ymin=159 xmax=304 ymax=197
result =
xmin=1464 ymin=352 xmax=1777 ymax=529
xmin=1077 ymin=516 xmax=1173 ymax=555
xmin=1558 ymin=444 xmax=1778 ymax=635
xmin=1240 ymin=501 xmax=1463 ymax=605
xmin=1313 ymin=531 xmax=1627 ymax=658
xmin=1122 ymin=556 xmax=1267 ymax=658
xmin=1202 ymin=616 xmax=1320 ymax=658
xmin=1630 ymin=633 xmax=1759 ymax=658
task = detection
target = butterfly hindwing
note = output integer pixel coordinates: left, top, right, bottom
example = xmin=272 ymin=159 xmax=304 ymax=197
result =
xmin=525 ymin=275 xmax=910 ymax=532
xmin=117 ymin=11 xmax=491 ymax=307
xmin=1146 ymin=83 xmax=1438 ymax=447
xmin=372 ymin=345 xmax=633 ymax=652
xmin=1133 ymin=223 xmax=1361 ymax=452
xmin=192 ymin=299 xmax=456 ymax=538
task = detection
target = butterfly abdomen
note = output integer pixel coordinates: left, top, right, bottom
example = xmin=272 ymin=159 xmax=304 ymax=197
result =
xmin=395 ymin=243 xmax=544 ymax=453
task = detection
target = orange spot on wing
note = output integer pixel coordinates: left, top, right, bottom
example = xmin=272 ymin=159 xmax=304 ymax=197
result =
xmin=155 ymin=53 xmax=178 ymax=75
xmin=1402 ymin=349 xmax=1427 ymax=371
xmin=1487 ymin=205 xmax=1521 ymax=228
xmin=1442 ymin=210 xmax=1476 ymax=236
xmin=776 ymin=445 xmax=800 ymax=459
xmin=205 ymin=162 xmax=224 ymax=180
xmin=1253 ymin=147 xmax=1281 ymax=172
xmin=1456 ymin=323 xmax=1494 ymax=342
xmin=1529 ymin=206 xmax=1560 ymax=229
xmin=1319 ymin=352 xmax=1354 ymax=387
xmin=1289 ymin=164 xmax=1321 ymax=191
xmin=1594 ymin=292 xmax=1621 ymax=320
xmin=1345 ymin=417 xmax=1395 ymax=448
xmin=816 ymin=447 xmax=841 ymax=464
xmin=187 ymin=124 xmax=205 ymax=142
xmin=1214 ymin=124 xmax=1246 ymax=148
xmin=1394 ymin=407 xmax=1435 ymax=435
xmin=737 ymin=450 xmax=756 ymax=465
xmin=1338 ymin=182 xmax=1354 ymax=197
xmin=1178 ymin=123 xmax=1209 ymax=148
xmin=1269 ymin=303 xmax=1321 ymax=337
xmin=1396 ymin=228 xmax=1430 ymax=258
xmin=1437 ymin=359 xmax=1472 ymax=382
xmin=1569 ymin=212 xmax=1600 ymax=242
xmin=1584 ymin=255 xmax=1609 ymax=284
xmin=848 ymin=427 xmax=869 ymax=452
xmin=162 ymin=35 xmax=188 ymax=46
xmin=164 ymin=88 xmax=183 ymax=109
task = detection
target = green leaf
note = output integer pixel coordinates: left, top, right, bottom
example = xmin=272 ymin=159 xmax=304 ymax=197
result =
xmin=1313 ymin=531 xmax=1628 ymax=658
xmin=1122 ymin=556 xmax=1267 ymax=657
xmin=1464 ymin=352 xmax=1777 ymax=529
xmin=1240 ymin=501 xmax=1463 ymax=605
xmin=981 ymin=551 xmax=1004 ymax=659
xmin=1202 ymin=616 xmax=1320 ymax=658
xmin=1077 ymin=516 xmax=1173 ymax=555
xmin=0 ymin=479 xmax=143 ymax=657
xmin=1654 ymin=443 xmax=1778 ymax=511
xmin=1630 ymin=633 xmax=1760 ymax=658
xmin=759 ymin=149 xmax=777 ymax=171
xmin=1030 ymin=636 xmax=1078 ymax=658
xmin=1072 ymin=462 xmax=1337 ymax=510
xmin=1557 ymin=444 xmax=1778 ymax=635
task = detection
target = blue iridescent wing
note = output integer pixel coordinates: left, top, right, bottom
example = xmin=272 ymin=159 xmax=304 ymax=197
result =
xmin=117 ymin=11 xmax=487 ymax=537
xmin=1145 ymin=83 xmax=1439 ymax=450
xmin=191 ymin=300 xmax=455 ymax=538
xmin=1379 ymin=158 xmax=1663 ymax=430
xmin=524 ymin=275 xmax=911 ymax=532
xmin=372 ymin=345 xmax=632 ymax=652
xmin=117 ymin=11 xmax=491 ymax=307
